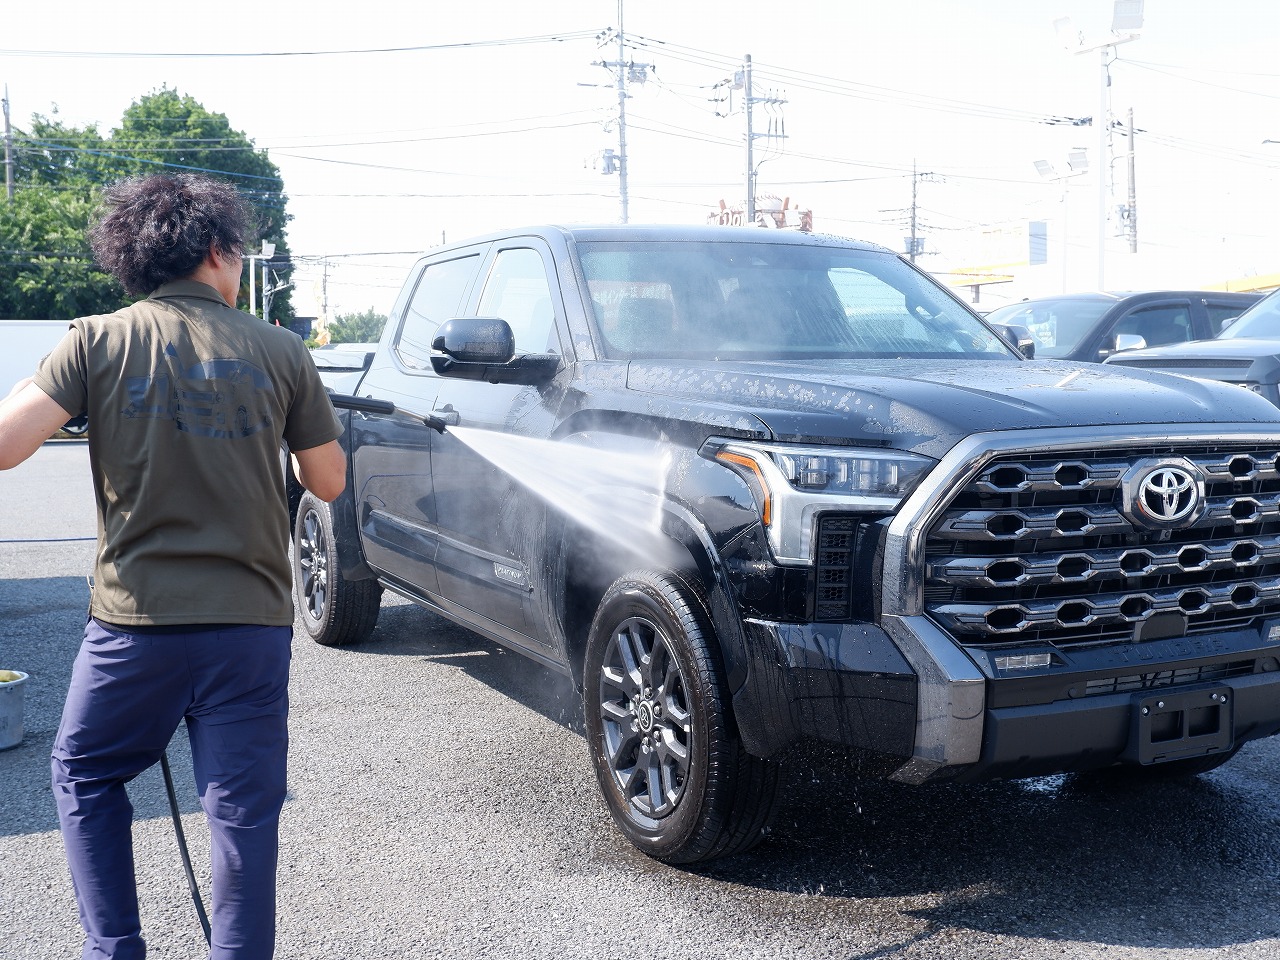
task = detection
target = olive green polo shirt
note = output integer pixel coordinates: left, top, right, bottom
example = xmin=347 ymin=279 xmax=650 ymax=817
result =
xmin=34 ymin=280 xmax=343 ymax=626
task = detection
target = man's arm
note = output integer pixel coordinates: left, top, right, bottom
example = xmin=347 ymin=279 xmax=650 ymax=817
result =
xmin=0 ymin=380 xmax=76 ymax=470
xmin=291 ymin=440 xmax=346 ymax=503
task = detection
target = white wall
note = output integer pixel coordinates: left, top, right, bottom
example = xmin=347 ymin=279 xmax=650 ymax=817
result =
xmin=0 ymin=321 xmax=72 ymax=397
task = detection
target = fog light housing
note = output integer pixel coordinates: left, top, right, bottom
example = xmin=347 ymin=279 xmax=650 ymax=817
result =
xmin=993 ymin=653 xmax=1054 ymax=672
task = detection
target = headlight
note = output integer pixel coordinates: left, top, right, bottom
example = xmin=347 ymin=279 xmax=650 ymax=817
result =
xmin=702 ymin=440 xmax=936 ymax=565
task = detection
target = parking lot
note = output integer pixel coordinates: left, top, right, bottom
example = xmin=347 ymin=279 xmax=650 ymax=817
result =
xmin=5 ymin=441 xmax=1280 ymax=959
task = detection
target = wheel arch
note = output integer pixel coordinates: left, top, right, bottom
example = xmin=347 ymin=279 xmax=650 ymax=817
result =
xmin=555 ymin=494 xmax=750 ymax=700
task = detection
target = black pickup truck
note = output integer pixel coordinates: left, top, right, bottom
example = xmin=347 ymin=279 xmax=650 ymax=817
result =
xmin=294 ymin=224 xmax=1280 ymax=864
xmin=1106 ymin=287 xmax=1280 ymax=405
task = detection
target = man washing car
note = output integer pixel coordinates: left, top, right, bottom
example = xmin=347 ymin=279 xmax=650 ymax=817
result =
xmin=0 ymin=172 xmax=345 ymax=959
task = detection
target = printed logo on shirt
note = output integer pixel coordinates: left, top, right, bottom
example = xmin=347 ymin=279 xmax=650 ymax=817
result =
xmin=123 ymin=342 xmax=276 ymax=439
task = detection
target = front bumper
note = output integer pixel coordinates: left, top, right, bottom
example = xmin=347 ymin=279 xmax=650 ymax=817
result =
xmin=732 ymin=612 xmax=1280 ymax=783
xmin=731 ymin=619 xmax=918 ymax=761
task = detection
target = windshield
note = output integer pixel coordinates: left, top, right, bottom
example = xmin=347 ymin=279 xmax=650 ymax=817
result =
xmin=984 ymin=298 xmax=1113 ymax=358
xmin=577 ymin=240 xmax=1014 ymax=361
xmin=1217 ymin=288 xmax=1280 ymax=340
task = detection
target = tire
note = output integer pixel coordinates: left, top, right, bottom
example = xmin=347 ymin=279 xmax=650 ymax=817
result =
xmin=293 ymin=491 xmax=382 ymax=646
xmin=583 ymin=571 xmax=781 ymax=864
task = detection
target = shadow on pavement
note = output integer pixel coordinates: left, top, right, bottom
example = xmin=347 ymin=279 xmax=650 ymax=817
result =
xmin=339 ymin=599 xmax=1280 ymax=953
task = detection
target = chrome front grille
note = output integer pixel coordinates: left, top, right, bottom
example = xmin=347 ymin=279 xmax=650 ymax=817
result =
xmin=923 ymin=444 xmax=1280 ymax=650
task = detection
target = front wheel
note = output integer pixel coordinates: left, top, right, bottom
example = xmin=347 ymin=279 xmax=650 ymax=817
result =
xmin=583 ymin=571 xmax=781 ymax=864
xmin=293 ymin=491 xmax=382 ymax=646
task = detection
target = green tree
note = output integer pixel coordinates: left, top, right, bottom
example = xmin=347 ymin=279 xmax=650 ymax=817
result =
xmin=16 ymin=113 xmax=117 ymax=191
xmin=111 ymin=88 xmax=295 ymax=324
xmin=1 ymin=88 xmax=295 ymax=321
xmin=0 ymin=113 xmax=129 ymax=319
xmin=326 ymin=309 xmax=387 ymax=344
xmin=0 ymin=187 xmax=127 ymax=319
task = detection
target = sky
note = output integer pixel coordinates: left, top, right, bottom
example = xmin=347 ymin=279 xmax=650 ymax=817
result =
xmin=5 ymin=0 xmax=1280 ymax=318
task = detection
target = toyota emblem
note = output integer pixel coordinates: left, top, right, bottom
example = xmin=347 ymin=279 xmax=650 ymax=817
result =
xmin=1120 ymin=459 xmax=1205 ymax=529
xmin=1140 ymin=467 xmax=1197 ymax=521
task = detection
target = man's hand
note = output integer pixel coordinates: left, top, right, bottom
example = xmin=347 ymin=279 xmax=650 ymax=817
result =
xmin=0 ymin=381 xmax=76 ymax=470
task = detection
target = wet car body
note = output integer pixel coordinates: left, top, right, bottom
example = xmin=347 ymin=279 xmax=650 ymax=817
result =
xmin=296 ymin=224 xmax=1280 ymax=863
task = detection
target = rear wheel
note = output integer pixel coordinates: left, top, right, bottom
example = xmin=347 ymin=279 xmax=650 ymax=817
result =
xmin=583 ymin=571 xmax=781 ymax=864
xmin=293 ymin=492 xmax=382 ymax=646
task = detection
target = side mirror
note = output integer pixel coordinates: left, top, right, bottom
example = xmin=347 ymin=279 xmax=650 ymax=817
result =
xmin=991 ymin=323 xmax=1035 ymax=359
xmin=430 ymin=317 xmax=560 ymax=384
xmin=1109 ymin=332 xmax=1147 ymax=355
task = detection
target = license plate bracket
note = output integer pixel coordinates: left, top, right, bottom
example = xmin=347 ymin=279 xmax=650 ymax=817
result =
xmin=1126 ymin=685 xmax=1234 ymax=765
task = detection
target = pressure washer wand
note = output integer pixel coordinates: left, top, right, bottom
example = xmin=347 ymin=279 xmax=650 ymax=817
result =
xmin=160 ymin=751 xmax=211 ymax=945
xmin=327 ymin=392 xmax=449 ymax=433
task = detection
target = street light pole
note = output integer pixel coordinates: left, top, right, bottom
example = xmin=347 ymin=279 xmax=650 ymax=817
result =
xmin=1095 ymin=45 xmax=1110 ymax=289
xmin=1055 ymin=2 xmax=1142 ymax=291
xmin=1035 ymin=149 xmax=1089 ymax=293
xmin=245 ymin=242 xmax=275 ymax=319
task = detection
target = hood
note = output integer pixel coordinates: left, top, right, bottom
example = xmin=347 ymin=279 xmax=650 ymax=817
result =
xmin=1107 ymin=337 xmax=1280 ymax=364
xmin=623 ymin=358 xmax=1280 ymax=458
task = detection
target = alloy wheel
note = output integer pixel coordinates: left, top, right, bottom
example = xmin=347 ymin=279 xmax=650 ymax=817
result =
xmin=596 ymin=616 xmax=693 ymax=819
xmin=297 ymin=508 xmax=329 ymax=621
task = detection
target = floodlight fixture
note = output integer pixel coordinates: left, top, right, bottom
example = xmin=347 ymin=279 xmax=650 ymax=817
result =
xmin=1067 ymin=148 xmax=1089 ymax=173
xmin=1034 ymin=159 xmax=1056 ymax=179
xmin=1112 ymin=0 xmax=1144 ymax=34
xmin=1053 ymin=16 xmax=1082 ymax=49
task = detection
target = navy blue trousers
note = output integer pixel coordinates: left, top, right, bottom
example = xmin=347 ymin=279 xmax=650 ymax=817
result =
xmin=51 ymin=618 xmax=292 ymax=960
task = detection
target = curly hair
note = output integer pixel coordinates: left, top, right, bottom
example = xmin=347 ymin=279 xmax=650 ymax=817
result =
xmin=89 ymin=174 xmax=251 ymax=298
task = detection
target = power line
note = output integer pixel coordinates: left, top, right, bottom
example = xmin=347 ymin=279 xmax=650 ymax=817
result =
xmin=0 ymin=32 xmax=600 ymax=60
xmin=20 ymin=138 xmax=284 ymax=183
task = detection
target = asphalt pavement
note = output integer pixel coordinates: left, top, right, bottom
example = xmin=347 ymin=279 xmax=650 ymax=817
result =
xmin=4 ymin=441 xmax=1280 ymax=960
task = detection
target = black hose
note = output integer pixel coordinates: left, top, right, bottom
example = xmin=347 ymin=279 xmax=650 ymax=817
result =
xmin=160 ymin=751 xmax=212 ymax=944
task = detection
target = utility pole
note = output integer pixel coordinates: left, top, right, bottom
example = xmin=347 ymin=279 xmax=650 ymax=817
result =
xmin=892 ymin=164 xmax=936 ymax=262
xmin=321 ymin=258 xmax=330 ymax=330
xmin=1126 ymin=107 xmax=1138 ymax=253
xmin=614 ymin=0 xmax=629 ymax=223
xmin=587 ymin=2 xmax=644 ymax=222
xmin=741 ymin=54 xmax=787 ymax=225
xmin=908 ymin=162 xmax=920 ymax=263
xmin=1055 ymin=3 xmax=1142 ymax=288
xmin=1095 ymin=45 xmax=1110 ymax=286
xmin=744 ymin=55 xmax=755 ymax=225
xmin=3 ymin=85 xmax=14 ymax=202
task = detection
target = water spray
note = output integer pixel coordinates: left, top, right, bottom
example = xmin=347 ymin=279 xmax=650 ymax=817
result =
xmin=451 ymin=425 xmax=678 ymax=562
